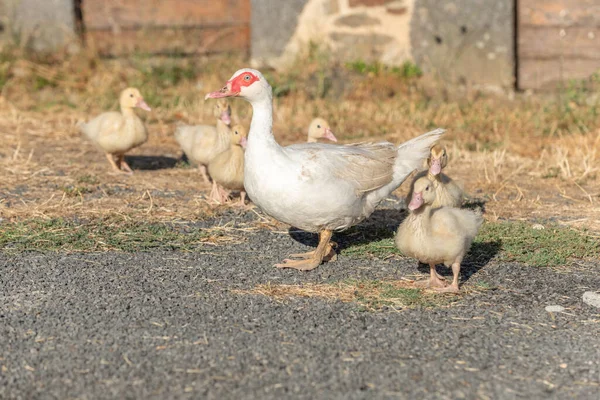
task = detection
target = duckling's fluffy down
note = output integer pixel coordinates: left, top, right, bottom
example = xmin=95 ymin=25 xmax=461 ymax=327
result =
xmin=395 ymin=206 xmax=483 ymax=266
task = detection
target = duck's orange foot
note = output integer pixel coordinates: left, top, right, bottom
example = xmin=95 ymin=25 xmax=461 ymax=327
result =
xmin=274 ymin=257 xmax=321 ymax=271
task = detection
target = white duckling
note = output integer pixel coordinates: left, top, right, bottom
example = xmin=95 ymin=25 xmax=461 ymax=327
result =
xmin=207 ymin=124 xmax=248 ymax=206
xmin=79 ymin=87 xmax=151 ymax=174
xmin=206 ymin=68 xmax=445 ymax=271
xmin=395 ymin=176 xmax=483 ymax=292
xmin=307 ymin=118 xmax=337 ymax=143
xmin=407 ymin=144 xmax=464 ymax=208
xmin=174 ymin=99 xmax=232 ymax=182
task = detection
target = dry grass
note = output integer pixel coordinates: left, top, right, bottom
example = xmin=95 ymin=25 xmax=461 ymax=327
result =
xmin=232 ymin=280 xmax=461 ymax=311
xmin=0 ymin=50 xmax=599 ymax=230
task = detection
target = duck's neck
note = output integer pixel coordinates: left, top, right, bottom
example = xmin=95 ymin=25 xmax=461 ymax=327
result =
xmin=247 ymin=95 xmax=278 ymax=149
xmin=307 ymin=136 xmax=317 ymax=143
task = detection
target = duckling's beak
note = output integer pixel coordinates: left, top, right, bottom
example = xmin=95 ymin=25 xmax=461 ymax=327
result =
xmin=323 ymin=128 xmax=337 ymax=142
xmin=408 ymin=192 xmax=424 ymax=211
xmin=220 ymin=110 xmax=231 ymax=125
xmin=206 ymin=81 xmax=238 ymax=99
xmin=240 ymin=136 xmax=248 ymax=149
xmin=136 ymin=98 xmax=151 ymax=111
xmin=429 ymin=158 xmax=442 ymax=175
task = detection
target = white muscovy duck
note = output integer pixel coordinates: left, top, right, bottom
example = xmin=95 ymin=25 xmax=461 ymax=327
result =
xmin=206 ymin=69 xmax=445 ymax=271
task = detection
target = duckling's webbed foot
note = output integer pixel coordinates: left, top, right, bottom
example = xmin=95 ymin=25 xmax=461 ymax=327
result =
xmin=434 ymin=262 xmax=461 ymax=293
xmin=423 ymin=263 xmax=446 ymax=289
xmin=276 ymin=230 xmax=334 ymax=271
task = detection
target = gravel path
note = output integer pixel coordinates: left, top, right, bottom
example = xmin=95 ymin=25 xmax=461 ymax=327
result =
xmin=1 ymin=213 xmax=599 ymax=399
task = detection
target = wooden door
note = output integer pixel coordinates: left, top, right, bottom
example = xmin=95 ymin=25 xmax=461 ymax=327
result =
xmin=82 ymin=0 xmax=251 ymax=56
xmin=518 ymin=0 xmax=600 ymax=90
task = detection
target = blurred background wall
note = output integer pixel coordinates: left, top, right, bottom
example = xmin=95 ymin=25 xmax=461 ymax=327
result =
xmin=0 ymin=0 xmax=598 ymax=91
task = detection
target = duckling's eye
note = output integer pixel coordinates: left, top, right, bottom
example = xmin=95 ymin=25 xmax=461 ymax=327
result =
xmin=425 ymin=186 xmax=430 ymax=191
xmin=317 ymin=124 xmax=321 ymax=128
xmin=235 ymin=131 xmax=239 ymax=135
xmin=244 ymin=74 xmax=251 ymax=81
xmin=130 ymin=94 xmax=134 ymax=98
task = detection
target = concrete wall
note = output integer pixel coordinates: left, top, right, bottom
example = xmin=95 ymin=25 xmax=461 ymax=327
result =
xmin=0 ymin=0 xmax=78 ymax=52
xmin=251 ymin=0 xmax=515 ymax=89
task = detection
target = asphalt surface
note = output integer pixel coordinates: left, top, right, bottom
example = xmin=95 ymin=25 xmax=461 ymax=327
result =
xmin=1 ymin=210 xmax=600 ymax=400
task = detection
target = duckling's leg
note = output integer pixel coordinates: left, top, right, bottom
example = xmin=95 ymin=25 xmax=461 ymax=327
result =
xmin=275 ymin=230 xmax=334 ymax=271
xmin=198 ymin=165 xmax=210 ymax=183
xmin=436 ymin=262 xmax=460 ymax=293
xmin=237 ymin=191 xmax=247 ymax=207
xmin=105 ymin=153 xmax=121 ymax=172
xmin=209 ymin=180 xmax=222 ymax=204
xmin=428 ymin=263 xmax=446 ymax=288
xmin=117 ymin=154 xmax=133 ymax=174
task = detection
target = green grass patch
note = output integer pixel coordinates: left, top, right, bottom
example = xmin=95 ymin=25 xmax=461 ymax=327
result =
xmin=0 ymin=218 xmax=215 ymax=253
xmin=343 ymin=221 xmax=599 ymax=268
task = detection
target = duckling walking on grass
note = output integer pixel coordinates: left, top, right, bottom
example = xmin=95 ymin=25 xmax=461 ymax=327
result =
xmin=79 ymin=88 xmax=151 ymax=174
xmin=207 ymin=124 xmax=248 ymax=206
xmin=407 ymin=144 xmax=464 ymax=208
xmin=396 ymin=177 xmax=483 ymax=293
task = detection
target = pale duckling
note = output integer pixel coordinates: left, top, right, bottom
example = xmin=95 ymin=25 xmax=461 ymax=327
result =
xmin=174 ymin=99 xmax=232 ymax=182
xmin=79 ymin=88 xmax=151 ymax=173
xmin=306 ymin=118 xmax=337 ymax=143
xmin=207 ymin=124 xmax=247 ymax=206
xmin=406 ymin=144 xmax=464 ymax=208
xmin=395 ymin=177 xmax=483 ymax=293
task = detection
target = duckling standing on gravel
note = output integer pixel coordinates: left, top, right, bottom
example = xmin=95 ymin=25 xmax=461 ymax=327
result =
xmin=396 ymin=177 xmax=483 ymax=293
xmin=79 ymin=88 xmax=151 ymax=174
xmin=406 ymin=144 xmax=464 ymax=208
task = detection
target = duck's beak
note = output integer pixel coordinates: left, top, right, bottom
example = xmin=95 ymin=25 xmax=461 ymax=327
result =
xmin=136 ymin=98 xmax=151 ymax=111
xmin=205 ymin=81 xmax=238 ymax=99
xmin=323 ymin=128 xmax=337 ymax=142
xmin=408 ymin=192 xmax=424 ymax=211
xmin=240 ymin=136 xmax=248 ymax=149
xmin=429 ymin=158 xmax=442 ymax=175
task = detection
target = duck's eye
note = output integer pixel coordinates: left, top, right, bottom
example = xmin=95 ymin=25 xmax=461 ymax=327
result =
xmin=235 ymin=131 xmax=239 ymax=135
xmin=317 ymin=124 xmax=321 ymax=128
xmin=130 ymin=94 xmax=134 ymax=98
xmin=425 ymin=186 xmax=430 ymax=191
xmin=244 ymin=74 xmax=251 ymax=81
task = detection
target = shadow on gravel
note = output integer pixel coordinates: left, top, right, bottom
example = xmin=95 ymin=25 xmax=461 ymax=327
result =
xmin=288 ymin=208 xmax=405 ymax=250
xmin=125 ymin=155 xmax=179 ymax=170
xmin=416 ymin=240 xmax=502 ymax=283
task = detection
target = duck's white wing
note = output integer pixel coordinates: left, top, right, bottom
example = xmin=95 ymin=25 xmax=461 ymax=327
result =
xmin=284 ymin=142 xmax=396 ymax=194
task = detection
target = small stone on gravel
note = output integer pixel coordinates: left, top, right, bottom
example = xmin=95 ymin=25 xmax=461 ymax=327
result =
xmin=545 ymin=305 xmax=565 ymax=313
xmin=582 ymin=291 xmax=600 ymax=308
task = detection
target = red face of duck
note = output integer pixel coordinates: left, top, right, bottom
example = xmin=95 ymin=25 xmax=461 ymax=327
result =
xmin=205 ymin=71 xmax=260 ymax=99
xmin=408 ymin=191 xmax=424 ymax=211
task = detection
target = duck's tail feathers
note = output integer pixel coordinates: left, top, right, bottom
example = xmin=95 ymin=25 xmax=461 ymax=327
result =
xmin=393 ymin=128 xmax=445 ymax=185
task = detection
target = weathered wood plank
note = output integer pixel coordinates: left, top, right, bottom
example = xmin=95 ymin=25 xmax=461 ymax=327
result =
xmin=83 ymin=0 xmax=250 ymax=30
xmin=87 ymin=25 xmax=250 ymax=56
xmin=518 ymin=58 xmax=600 ymax=89
xmin=519 ymin=0 xmax=600 ymax=27
xmin=519 ymin=26 xmax=600 ymax=59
